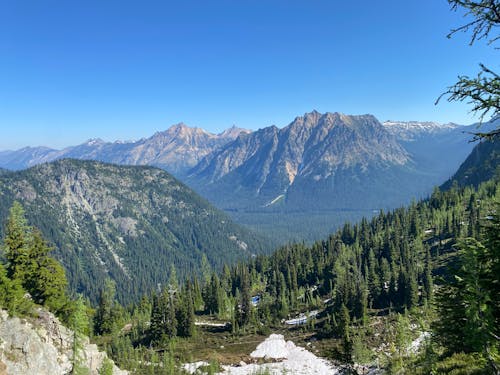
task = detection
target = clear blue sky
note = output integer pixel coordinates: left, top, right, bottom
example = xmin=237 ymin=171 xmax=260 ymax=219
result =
xmin=0 ymin=0 xmax=497 ymax=150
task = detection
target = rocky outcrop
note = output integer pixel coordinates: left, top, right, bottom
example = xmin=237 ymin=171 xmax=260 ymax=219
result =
xmin=0 ymin=308 xmax=127 ymax=375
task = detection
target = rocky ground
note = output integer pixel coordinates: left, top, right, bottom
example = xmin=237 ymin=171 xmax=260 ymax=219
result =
xmin=0 ymin=308 xmax=127 ymax=375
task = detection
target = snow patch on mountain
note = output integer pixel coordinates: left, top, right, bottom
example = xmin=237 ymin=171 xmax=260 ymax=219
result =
xmin=383 ymin=121 xmax=459 ymax=141
xmin=216 ymin=334 xmax=339 ymax=375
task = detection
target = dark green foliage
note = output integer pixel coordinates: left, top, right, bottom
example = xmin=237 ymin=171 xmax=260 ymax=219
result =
xmin=148 ymin=281 xmax=198 ymax=343
xmin=93 ymin=279 xmax=124 ymax=336
xmin=483 ymin=203 xmax=500 ymax=338
xmin=175 ymin=287 xmax=195 ymax=338
xmin=435 ymin=238 xmax=493 ymax=354
xmin=26 ymin=230 xmax=69 ymax=314
xmin=2 ymin=201 xmax=70 ymax=317
xmin=0 ymin=159 xmax=271 ymax=305
xmin=236 ymin=267 xmax=252 ymax=327
xmin=433 ymin=199 xmax=500 ymax=373
xmin=149 ymin=288 xmax=178 ymax=344
xmin=0 ymin=262 xmax=31 ymax=315
xmin=4 ymin=201 xmax=31 ymax=283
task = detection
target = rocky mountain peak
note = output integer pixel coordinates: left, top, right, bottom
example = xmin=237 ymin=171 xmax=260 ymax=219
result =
xmin=83 ymin=138 xmax=106 ymax=146
xmin=188 ymin=111 xmax=411 ymax=213
xmin=219 ymin=125 xmax=252 ymax=139
xmin=158 ymin=122 xmax=212 ymax=139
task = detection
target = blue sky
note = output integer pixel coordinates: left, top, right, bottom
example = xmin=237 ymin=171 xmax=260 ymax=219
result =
xmin=0 ymin=0 xmax=497 ymax=150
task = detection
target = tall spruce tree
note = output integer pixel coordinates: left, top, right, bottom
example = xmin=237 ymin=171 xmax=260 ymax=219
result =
xmin=0 ymin=262 xmax=31 ymax=315
xmin=434 ymin=238 xmax=496 ymax=355
xmin=4 ymin=201 xmax=31 ymax=284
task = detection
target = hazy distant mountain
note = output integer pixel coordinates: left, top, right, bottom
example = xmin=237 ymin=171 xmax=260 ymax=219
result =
xmin=383 ymin=118 xmax=499 ymax=188
xmin=0 ymin=124 xmax=250 ymax=176
xmin=188 ymin=111 xmax=427 ymax=211
xmin=0 ymin=146 xmax=58 ymax=170
xmin=383 ymin=120 xmax=459 ymax=141
xmin=0 ymin=159 xmax=269 ymax=303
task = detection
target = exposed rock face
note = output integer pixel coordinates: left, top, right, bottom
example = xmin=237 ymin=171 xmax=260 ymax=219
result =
xmin=0 ymin=309 xmax=127 ymax=375
xmin=0 ymin=159 xmax=269 ymax=304
xmin=188 ymin=111 xmax=414 ymax=210
xmin=0 ymin=123 xmax=249 ymax=176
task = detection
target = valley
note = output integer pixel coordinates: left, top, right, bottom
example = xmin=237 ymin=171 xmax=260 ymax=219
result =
xmin=1 ymin=1 xmax=499 ymax=373
xmin=1 ymin=112 xmax=495 ymax=243
xmin=0 ymin=133 xmax=498 ymax=374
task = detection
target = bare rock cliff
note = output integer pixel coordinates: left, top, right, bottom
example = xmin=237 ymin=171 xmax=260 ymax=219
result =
xmin=0 ymin=309 xmax=127 ymax=375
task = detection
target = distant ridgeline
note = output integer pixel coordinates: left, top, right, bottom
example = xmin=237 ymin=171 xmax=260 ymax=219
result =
xmin=1 ymin=113 xmax=497 ymax=243
xmin=0 ymin=159 xmax=272 ymax=304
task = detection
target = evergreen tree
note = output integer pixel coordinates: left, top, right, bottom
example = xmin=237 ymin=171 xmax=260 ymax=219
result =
xmin=149 ymin=292 xmax=165 ymax=344
xmin=0 ymin=262 xmax=31 ymax=315
xmin=94 ymin=279 xmax=118 ymax=335
xmin=176 ymin=287 xmax=195 ymax=337
xmin=421 ymin=248 xmax=433 ymax=303
xmin=27 ymin=230 xmax=69 ymax=312
xmin=165 ymin=287 xmax=177 ymax=339
xmin=70 ymin=295 xmax=90 ymax=375
xmin=4 ymin=201 xmax=31 ymax=284
xmin=236 ymin=268 xmax=251 ymax=327
xmin=434 ymin=238 xmax=496 ymax=355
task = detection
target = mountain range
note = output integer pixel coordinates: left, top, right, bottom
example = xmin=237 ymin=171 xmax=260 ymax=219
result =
xmin=186 ymin=113 xmax=496 ymax=240
xmin=1 ymin=111 xmax=496 ymax=242
xmin=0 ymin=159 xmax=270 ymax=303
xmin=0 ymin=124 xmax=250 ymax=175
xmin=189 ymin=112 xmax=414 ymax=210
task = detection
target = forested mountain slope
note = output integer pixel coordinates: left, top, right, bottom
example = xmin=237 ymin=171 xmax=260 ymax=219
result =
xmin=0 ymin=159 xmax=270 ymax=303
xmin=1 ymin=113 xmax=495 ymax=243
xmin=441 ymin=138 xmax=500 ymax=190
xmin=95 ymin=168 xmax=500 ymax=374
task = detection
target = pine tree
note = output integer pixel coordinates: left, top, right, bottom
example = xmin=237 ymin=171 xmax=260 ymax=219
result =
xmin=28 ymin=230 xmax=69 ymax=312
xmin=149 ymin=292 xmax=165 ymax=343
xmin=176 ymin=287 xmax=195 ymax=337
xmin=3 ymin=203 xmax=69 ymax=316
xmin=4 ymin=201 xmax=31 ymax=284
xmin=0 ymin=262 xmax=31 ymax=315
xmin=70 ymin=295 xmax=90 ymax=375
xmin=236 ymin=268 xmax=251 ymax=327
xmin=94 ymin=279 xmax=117 ymax=335
xmin=165 ymin=288 xmax=177 ymax=339
xmin=434 ymin=238 xmax=495 ymax=354
xmin=421 ymin=248 xmax=433 ymax=303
